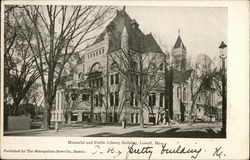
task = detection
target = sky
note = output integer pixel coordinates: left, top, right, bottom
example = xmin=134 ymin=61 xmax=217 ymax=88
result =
xmin=123 ymin=6 xmax=228 ymax=60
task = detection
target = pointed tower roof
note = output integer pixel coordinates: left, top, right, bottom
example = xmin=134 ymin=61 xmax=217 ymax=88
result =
xmin=173 ymin=31 xmax=186 ymax=50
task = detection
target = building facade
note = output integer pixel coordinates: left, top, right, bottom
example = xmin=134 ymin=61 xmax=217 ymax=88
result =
xmin=51 ymin=7 xmax=221 ymax=124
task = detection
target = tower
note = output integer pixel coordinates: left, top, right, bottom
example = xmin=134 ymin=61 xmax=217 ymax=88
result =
xmin=172 ymin=30 xmax=187 ymax=71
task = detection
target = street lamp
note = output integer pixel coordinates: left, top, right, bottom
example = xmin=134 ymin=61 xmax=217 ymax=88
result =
xmin=219 ymin=41 xmax=227 ymax=137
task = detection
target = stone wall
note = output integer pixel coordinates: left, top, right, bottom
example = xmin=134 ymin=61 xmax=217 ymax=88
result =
xmin=7 ymin=115 xmax=31 ymax=131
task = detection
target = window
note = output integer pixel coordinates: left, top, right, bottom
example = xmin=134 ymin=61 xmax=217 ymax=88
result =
xmin=149 ymin=94 xmax=156 ymax=106
xmin=198 ymin=96 xmax=201 ymax=103
xmin=71 ymin=93 xmax=77 ymax=100
xmin=177 ymin=87 xmax=180 ymax=98
xmin=99 ymin=78 xmax=103 ymax=87
xmin=110 ymin=75 xmax=114 ymax=85
xmin=183 ymin=87 xmax=187 ymax=101
xmin=78 ymin=73 xmax=82 ymax=79
xmin=160 ymin=93 xmax=164 ymax=107
xmin=96 ymin=79 xmax=99 ymax=87
xmin=130 ymin=92 xmax=134 ymax=106
xmin=135 ymin=75 xmax=139 ymax=85
xmin=131 ymin=113 xmax=134 ymax=123
xmin=110 ymin=92 xmax=114 ymax=106
xmin=95 ymin=114 xmax=98 ymax=121
xmin=115 ymin=92 xmax=119 ymax=106
xmin=114 ymin=113 xmax=118 ymax=122
xmin=95 ymin=95 xmax=99 ymax=107
xmin=159 ymin=63 xmax=164 ymax=71
xmin=110 ymin=113 xmax=113 ymax=122
xmin=102 ymin=48 xmax=104 ymax=53
xmin=136 ymin=113 xmax=139 ymax=123
xmin=135 ymin=99 xmax=138 ymax=106
xmin=99 ymin=94 xmax=103 ymax=107
xmin=82 ymin=94 xmax=89 ymax=101
xmin=115 ymin=74 xmax=119 ymax=84
xmin=93 ymin=52 xmax=95 ymax=57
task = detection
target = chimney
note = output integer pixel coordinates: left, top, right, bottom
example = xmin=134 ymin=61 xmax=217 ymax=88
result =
xmin=131 ymin=19 xmax=139 ymax=30
xmin=121 ymin=26 xmax=129 ymax=51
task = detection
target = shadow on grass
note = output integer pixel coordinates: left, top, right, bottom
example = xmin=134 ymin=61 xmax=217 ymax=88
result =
xmin=86 ymin=127 xmax=224 ymax=138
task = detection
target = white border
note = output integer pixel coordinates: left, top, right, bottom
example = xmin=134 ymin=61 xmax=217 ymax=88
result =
xmin=1 ymin=1 xmax=249 ymax=159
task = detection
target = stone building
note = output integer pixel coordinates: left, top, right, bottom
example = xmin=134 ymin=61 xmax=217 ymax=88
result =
xmin=51 ymin=7 xmax=220 ymax=124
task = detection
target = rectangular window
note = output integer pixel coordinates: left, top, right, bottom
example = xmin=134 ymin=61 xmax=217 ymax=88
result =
xmin=136 ymin=113 xmax=139 ymax=123
xmin=82 ymin=94 xmax=89 ymax=101
xmin=152 ymin=94 xmax=156 ymax=106
xmin=110 ymin=113 xmax=112 ymax=122
xmin=135 ymin=99 xmax=138 ymax=107
xmin=183 ymin=88 xmax=187 ymax=101
xmin=115 ymin=74 xmax=119 ymax=84
xmin=110 ymin=92 xmax=114 ymax=106
xmin=99 ymin=78 xmax=103 ymax=87
xmin=149 ymin=94 xmax=156 ymax=106
xmin=135 ymin=75 xmax=139 ymax=85
xmin=130 ymin=92 xmax=134 ymax=106
xmin=131 ymin=113 xmax=134 ymax=123
xmin=95 ymin=114 xmax=98 ymax=121
xmin=71 ymin=93 xmax=77 ymax=101
xmin=99 ymin=94 xmax=103 ymax=107
xmin=95 ymin=95 xmax=98 ymax=107
xmin=160 ymin=93 xmax=164 ymax=107
xmin=115 ymin=92 xmax=119 ymax=106
xmin=177 ymin=87 xmax=180 ymax=98
xmin=114 ymin=112 xmax=118 ymax=122
xmin=96 ymin=79 xmax=99 ymax=86
xmin=110 ymin=75 xmax=114 ymax=85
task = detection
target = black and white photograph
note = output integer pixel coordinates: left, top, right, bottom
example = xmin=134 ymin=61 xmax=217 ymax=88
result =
xmin=1 ymin=1 xmax=249 ymax=159
xmin=3 ymin=4 xmax=229 ymax=138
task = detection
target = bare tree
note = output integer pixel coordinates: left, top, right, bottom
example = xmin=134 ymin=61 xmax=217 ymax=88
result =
xmin=63 ymin=88 xmax=84 ymax=124
xmin=188 ymin=54 xmax=216 ymax=124
xmin=11 ymin=5 xmax=115 ymax=129
xmin=4 ymin=6 xmax=40 ymax=115
xmin=109 ymin=46 xmax=165 ymax=127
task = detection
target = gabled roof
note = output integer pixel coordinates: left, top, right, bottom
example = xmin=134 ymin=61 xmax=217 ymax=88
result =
xmin=90 ymin=8 xmax=163 ymax=53
xmin=173 ymin=35 xmax=186 ymax=50
xmin=173 ymin=69 xmax=192 ymax=83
